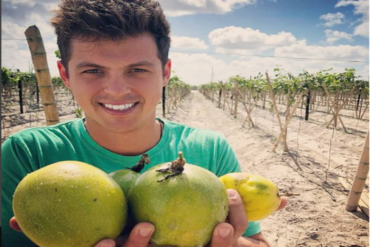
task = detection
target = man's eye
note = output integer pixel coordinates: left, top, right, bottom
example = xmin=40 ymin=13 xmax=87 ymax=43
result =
xmin=132 ymin=68 xmax=147 ymax=73
xmin=83 ymin=69 xmax=101 ymax=74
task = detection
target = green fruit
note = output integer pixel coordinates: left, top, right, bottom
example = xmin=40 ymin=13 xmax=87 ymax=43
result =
xmin=128 ymin=152 xmax=228 ymax=247
xmin=13 ymin=161 xmax=127 ymax=247
xmin=109 ymin=153 xmax=150 ymax=196
xmin=109 ymin=170 xmax=139 ymax=196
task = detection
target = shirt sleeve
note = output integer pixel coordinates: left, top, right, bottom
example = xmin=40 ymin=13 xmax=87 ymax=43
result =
xmin=1 ymin=136 xmax=38 ymax=247
xmin=243 ymin=221 xmax=262 ymax=237
xmin=215 ymin=135 xmax=262 ymax=237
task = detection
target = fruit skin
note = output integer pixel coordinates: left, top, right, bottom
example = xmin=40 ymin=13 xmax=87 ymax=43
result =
xmin=12 ymin=161 xmax=127 ymax=247
xmin=128 ymin=163 xmax=229 ymax=247
xmin=109 ymin=170 xmax=139 ymax=196
xmin=109 ymin=169 xmax=140 ymax=232
xmin=219 ymin=172 xmax=281 ymax=222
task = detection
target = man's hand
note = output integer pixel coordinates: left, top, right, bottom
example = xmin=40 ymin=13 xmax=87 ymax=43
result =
xmin=10 ymin=217 xmax=155 ymax=247
xmin=208 ymin=189 xmax=288 ymax=247
xmin=94 ymin=223 xmax=155 ymax=247
xmin=11 ymin=192 xmax=288 ymax=247
xmin=207 ymin=189 xmax=247 ymax=247
xmin=9 ymin=217 xmax=22 ymax=232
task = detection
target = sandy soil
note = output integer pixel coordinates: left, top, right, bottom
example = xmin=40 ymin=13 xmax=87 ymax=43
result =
xmin=2 ymin=90 xmax=369 ymax=246
xmin=165 ymin=91 xmax=369 ymax=247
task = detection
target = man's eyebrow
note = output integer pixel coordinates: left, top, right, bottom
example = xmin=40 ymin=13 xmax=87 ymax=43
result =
xmin=75 ymin=62 xmax=106 ymax=69
xmin=128 ymin=61 xmax=155 ymax=67
xmin=75 ymin=61 xmax=155 ymax=69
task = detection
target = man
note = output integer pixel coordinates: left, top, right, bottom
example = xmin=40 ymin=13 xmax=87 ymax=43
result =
xmin=1 ymin=0 xmax=287 ymax=246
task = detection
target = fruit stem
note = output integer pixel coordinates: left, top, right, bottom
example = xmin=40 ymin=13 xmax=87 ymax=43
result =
xmin=178 ymin=151 xmax=184 ymax=160
xmin=279 ymin=192 xmax=300 ymax=197
xmin=156 ymin=151 xmax=186 ymax=182
xmin=129 ymin=154 xmax=150 ymax=173
xmin=176 ymin=152 xmax=186 ymax=168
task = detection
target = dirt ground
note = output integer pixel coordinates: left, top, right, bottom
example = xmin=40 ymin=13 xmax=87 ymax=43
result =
xmin=165 ymin=91 xmax=369 ymax=247
xmin=2 ymin=90 xmax=369 ymax=246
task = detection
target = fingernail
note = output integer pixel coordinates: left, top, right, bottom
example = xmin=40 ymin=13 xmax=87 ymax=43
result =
xmin=139 ymin=226 xmax=154 ymax=237
xmin=227 ymin=189 xmax=238 ymax=199
xmin=96 ymin=240 xmax=114 ymax=247
xmin=218 ymin=228 xmax=231 ymax=238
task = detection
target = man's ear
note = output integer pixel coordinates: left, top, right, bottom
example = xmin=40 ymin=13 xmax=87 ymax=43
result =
xmin=57 ymin=61 xmax=71 ymax=88
xmin=163 ymin=59 xmax=171 ymax=87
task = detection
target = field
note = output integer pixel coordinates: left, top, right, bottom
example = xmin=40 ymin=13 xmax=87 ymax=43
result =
xmin=1 ymin=89 xmax=369 ymax=246
xmin=169 ymin=90 xmax=369 ymax=246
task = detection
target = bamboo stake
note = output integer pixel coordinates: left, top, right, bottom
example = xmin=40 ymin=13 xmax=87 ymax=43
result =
xmin=272 ymin=91 xmax=306 ymax=153
xmin=266 ymin=72 xmax=287 ymax=152
xmin=322 ymin=85 xmax=354 ymax=132
xmin=242 ymin=102 xmax=255 ymax=128
xmin=25 ymin=25 xmax=59 ymax=125
xmin=346 ymin=132 xmax=369 ymax=212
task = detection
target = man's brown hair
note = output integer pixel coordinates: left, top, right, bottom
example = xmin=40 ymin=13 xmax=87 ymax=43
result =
xmin=51 ymin=0 xmax=171 ymax=72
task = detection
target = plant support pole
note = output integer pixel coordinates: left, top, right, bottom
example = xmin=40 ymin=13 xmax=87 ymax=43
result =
xmin=346 ymin=132 xmax=369 ymax=212
xmin=25 ymin=25 xmax=59 ymax=125
xmin=18 ymin=80 xmax=23 ymax=114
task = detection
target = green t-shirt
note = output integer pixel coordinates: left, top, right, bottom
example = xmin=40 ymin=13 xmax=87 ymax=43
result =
xmin=1 ymin=118 xmax=261 ymax=246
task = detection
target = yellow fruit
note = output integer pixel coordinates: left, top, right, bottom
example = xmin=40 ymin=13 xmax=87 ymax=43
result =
xmin=128 ymin=152 xmax=229 ymax=247
xmin=13 ymin=161 xmax=127 ymax=247
xmin=219 ymin=172 xmax=281 ymax=222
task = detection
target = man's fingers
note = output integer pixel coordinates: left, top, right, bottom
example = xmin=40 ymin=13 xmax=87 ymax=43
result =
xmin=94 ymin=239 xmax=115 ymax=247
xmin=278 ymin=197 xmax=288 ymax=211
xmin=209 ymin=222 xmax=234 ymax=247
xmin=226 ymin=189 xmax=248 ymax=242
xmin=9 ymin=217 xmax=22 ymax=232
xmin=121 ymin=222 xmax=154 ymax=247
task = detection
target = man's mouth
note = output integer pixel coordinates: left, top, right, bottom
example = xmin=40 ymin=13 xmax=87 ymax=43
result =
xmin=102 ymin=103 xmax=136 ymax=111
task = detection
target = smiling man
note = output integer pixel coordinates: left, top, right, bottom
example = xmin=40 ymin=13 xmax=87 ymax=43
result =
xmin=1 ymin=0 xmax=286 ymax=247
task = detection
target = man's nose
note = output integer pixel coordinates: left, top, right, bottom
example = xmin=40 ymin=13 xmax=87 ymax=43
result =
xmin=104 ymin=75 xmax=131 ymax=96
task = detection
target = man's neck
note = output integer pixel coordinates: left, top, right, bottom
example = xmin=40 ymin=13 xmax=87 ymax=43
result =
xmin=84 ymin=118 xmax=163 ymax=156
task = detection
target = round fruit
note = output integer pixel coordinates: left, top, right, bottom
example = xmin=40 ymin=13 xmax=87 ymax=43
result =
xmin=109 ymin=154 xmax=150 ymax=196
xmin=219 ymin=172 xmax=281 ymax=221
xmin=13 ymin=160 xmax=127 ymax=247
xmin=109 ymin=170 xmax=140 ymax=196
xmin=128 ymin=152 xmax=229 ymax=247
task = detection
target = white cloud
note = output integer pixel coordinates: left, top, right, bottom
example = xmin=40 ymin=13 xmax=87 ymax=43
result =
xmin=1 ymin=41 xmax=33 ymax=72
xmin=209 ymin=26 xmax=299 ymax=52
xmin=335 ymin=0 xmax=369 ymax=37
xmin=171 ymin=36 xmax=208 ymax=50
xmin=324 ymin=29 xmax=353 ymax=44
xmin=169 ymin=50 xmax=369 ymax=86
xmin=169 ymin=52 xmax=228 ymax=85
xmin=1 ymin=22 xmax=26 ymax=39
xmin=319 ymin=12 xmax=345 ymax=27
xmin=274 ymin=42 xmax=368 ymax=61
xmin=169 ymin=27 xmax=368 ymax=86
xmin=158 ymin=0 xmax=256 ymax=17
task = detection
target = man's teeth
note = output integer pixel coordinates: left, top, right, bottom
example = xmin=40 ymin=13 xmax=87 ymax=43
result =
xmin=104 ymin=103 xmax=135 ymax=110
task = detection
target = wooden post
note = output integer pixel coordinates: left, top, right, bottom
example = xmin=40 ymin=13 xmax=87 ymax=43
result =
xmin=218 ymin=81 xmax=222 ymax=108
xmin=162 ymin=86 xmax=166 ymax=118
xmin=18 ymin=80 xmax=23 ymax=114
xmin=25 ymin=25 xmax=59 ymax=125
xmin=346 ymin=132 xmax=369 ymax=212
xmin=233 ymin=80 xmax=238 ymax=118
xmin=36 ymin=78 xmax=40 ymax=105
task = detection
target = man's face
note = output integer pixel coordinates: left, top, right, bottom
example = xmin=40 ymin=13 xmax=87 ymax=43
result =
xmin=58 ymin=33 xmax=171 ymax=134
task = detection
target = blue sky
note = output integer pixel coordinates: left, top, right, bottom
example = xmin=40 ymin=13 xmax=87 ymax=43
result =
xmin=2 ymin=0 xmax=369 ymax=85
